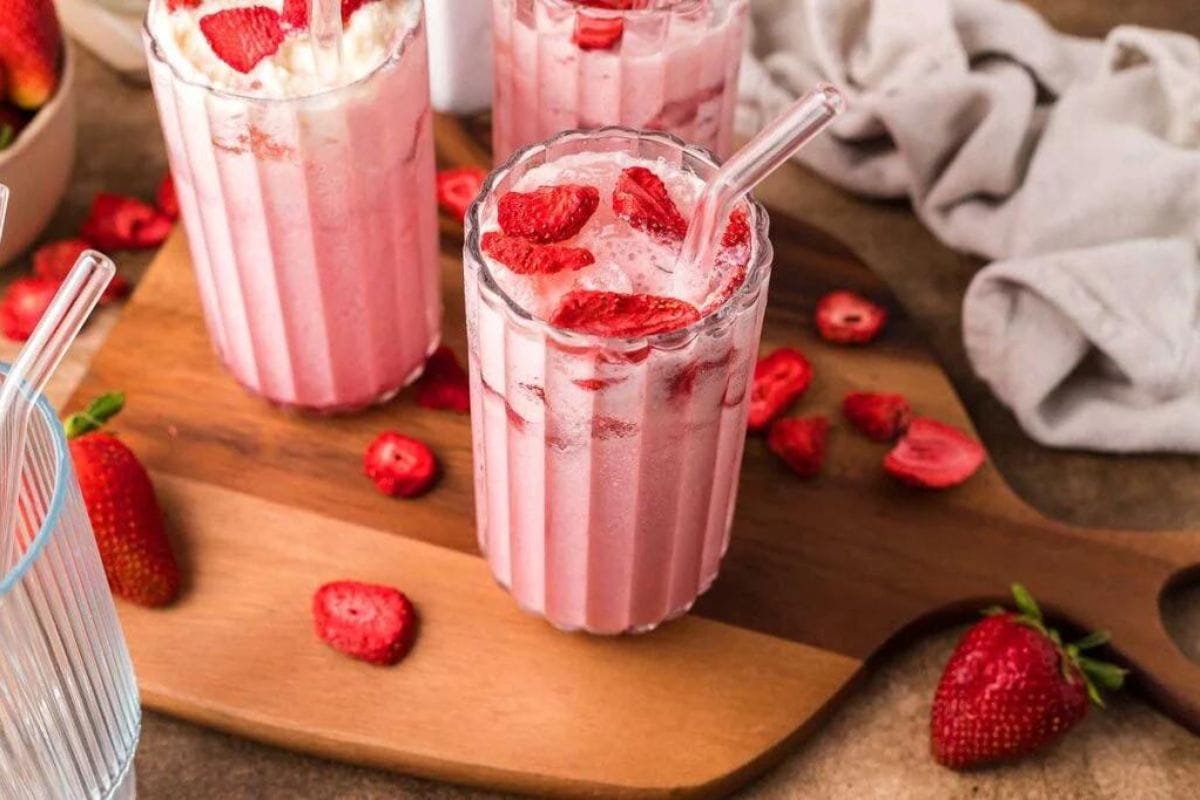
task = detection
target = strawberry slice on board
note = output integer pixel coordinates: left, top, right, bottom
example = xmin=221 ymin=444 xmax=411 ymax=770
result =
xmin=549 ymin=289 xmax=701 ymax=338
xmin=766 ymin=416 xmax=829 ymax=479
xmin=747 ymin=347 xmax=813 ymax=433
xmin=497 ymin=184 xmax=600 ymax=243
xmin=363 ymin=431 xmax=438 ymax=498
xmin=414 ymin=346 xmax=470 ymax=414
xmin=931 ymin=583 xmax=1126 ymax=769
xmin=612 ymin=166 xmax=689 ymax=241
xmin=815 ymin=290 xmax=888 ymax=345
xmin=436 ymin=167 xmax=488 ymax=222
xmin=80 ymin=193 xmax=173 ymax=251
xmin=883 ymin=417 xmax=984 ymax=489
xmin=0 ymin=276 xmax=59 ymax=341
xmin=312 ymin=580 xmax=418 ymax=666
xmin=32 ymin=239 xmax=130 ymax=304
xmin=842 ymin=391 xmax=912 ymax=442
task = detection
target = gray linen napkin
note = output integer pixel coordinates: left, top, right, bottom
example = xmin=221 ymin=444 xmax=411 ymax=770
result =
xmin=739 ymin=0 xmax=1200 ymax=453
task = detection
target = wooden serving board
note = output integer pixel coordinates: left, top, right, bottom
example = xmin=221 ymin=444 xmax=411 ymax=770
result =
xmin=66 ymin=117 xmax=1200 ymax=798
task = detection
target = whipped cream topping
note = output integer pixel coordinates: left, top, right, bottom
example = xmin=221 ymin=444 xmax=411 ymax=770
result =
xmin=147 ymin=0 xmax=421 ymax=98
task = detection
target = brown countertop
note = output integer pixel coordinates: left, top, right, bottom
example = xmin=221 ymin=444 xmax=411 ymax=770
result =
xmin=7 ymin=1 xmax=1198 ymax=796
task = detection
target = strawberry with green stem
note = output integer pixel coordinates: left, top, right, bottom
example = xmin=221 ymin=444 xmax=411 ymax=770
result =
xmin=931 ymin=583 xmax=1127 ymax=769
xmin=66 ymin=393 xmax=181 ymax=607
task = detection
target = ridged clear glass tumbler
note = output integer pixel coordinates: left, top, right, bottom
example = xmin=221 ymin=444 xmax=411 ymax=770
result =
xmin=0 ymin=373 xmax=140 ymax=799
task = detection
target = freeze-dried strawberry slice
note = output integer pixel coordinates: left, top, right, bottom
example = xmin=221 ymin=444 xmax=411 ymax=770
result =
xmin=843 ymin=391 xmax=911 ymax=442
xmin=200 ymin=7 xmax=284 ymax=74
xmin=550 ymin=290 xmax=700 ymax=337
xmin=363 ymin=431 xmax=438 ymax=497
xmin=415 ymin=346 xmax=469 ymax=414
xmin=767 ymin=416 xmax=828 ymax=479
xmin=156 ymin=172 xmax=179 ymax=221
xmin=815 ymin=290 xmax=888 ymax=345
xmin=482 ymin=232 xmax=594 ymax=275
xmin=612 ymin=166 xmax=688 ymax=241
xmin=436 ymin=167 xmax=486 ymax=222
xmin=498 ymin=184 xmax=600 ymax=243
xmin=80 ymin=193 xmax=173 ymax=251
xmin=722 ymin=208 xmax=750 ymax=251
xmin=883 ymin=417 xmax=984 ymax=489
xmin=32 ymin=239 xmax=129 ymax=304
xmin=0 ymin=276 xmax=58 ymax=341
xmin=747 ymin=347 xmax=812 ymax=433
xmin=313 ymin=580 xmax=417 ymax=666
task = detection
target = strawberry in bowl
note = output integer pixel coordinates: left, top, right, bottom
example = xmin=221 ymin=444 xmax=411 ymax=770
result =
xmin=0 ymin=0 xmax=74 ymax=265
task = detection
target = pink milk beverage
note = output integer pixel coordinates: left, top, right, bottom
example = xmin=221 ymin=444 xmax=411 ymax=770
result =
xmin=144 ymin=0 xmax=440 ymax=411
xmin=491 ymin=0 xmax=750 ymax=164
xmin=464 ymin=129 xmax=772 ymax=634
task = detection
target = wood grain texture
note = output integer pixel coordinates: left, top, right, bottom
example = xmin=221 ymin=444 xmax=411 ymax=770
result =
xmin=63 ymin=115 xmax=1200 ymax=797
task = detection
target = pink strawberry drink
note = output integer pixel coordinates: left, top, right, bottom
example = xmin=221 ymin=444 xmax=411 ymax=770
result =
xmin=491 ymin=0 xmax=749 ymax=164
xmin=465 ymin=128 xmax=772 ymax=634
xmin=144 ymin=0 xmax=439 ymax=411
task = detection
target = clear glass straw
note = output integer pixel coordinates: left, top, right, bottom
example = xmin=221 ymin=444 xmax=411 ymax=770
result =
xmin=0 ymin=250 xmax=115 ymax=569
xmin=309 ymin=0 xmax=344 ymax=83
xmin=676 ymin=83 xmax=847 ymax=272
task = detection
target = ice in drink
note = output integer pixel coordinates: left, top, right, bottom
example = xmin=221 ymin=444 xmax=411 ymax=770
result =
xmin=144 ymin=0 xmax=440 ymax=411
xmin=464 ymin=128 xmax=772 ymax=634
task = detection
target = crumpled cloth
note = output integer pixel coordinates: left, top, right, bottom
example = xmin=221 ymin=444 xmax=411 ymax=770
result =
xmin=738 ymin=0 xmax=1200 ymax=453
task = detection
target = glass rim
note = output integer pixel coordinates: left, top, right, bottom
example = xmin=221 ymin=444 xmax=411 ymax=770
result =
xmin=141 ymin=0 xmax=424 ymax=105
xmin=0 ymin=365 xmax=70 ymax=598
xmin=537 ymin=0 xmax=736 ymax=16
xmin=465 ymin=126 xmax=773 ymax=351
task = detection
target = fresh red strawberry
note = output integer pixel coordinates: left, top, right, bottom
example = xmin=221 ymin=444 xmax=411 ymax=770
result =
xmin=884 ymin=417 xmax=984 ymax=489
xmin=415 ymin=346 xmax=469 ymax=414
xmin=843 ymin=391 xmax=911 ymax=442
xmin=313 ymin=580 xmax=417 ymax=666
xmin=32 ymin=239 xmax=130 ymax=304
xmin=281 ymin=0 xmax=380 ymax=29
xmin=0 ymin=276 xmax=57 ymax=341
xmin=815 ymin=290 xmax=888 ymax=345
xmin=766 ymin=416 xmax=828 ymax=478
xmin=156 ymin=172 xmax=180 ymax=221
xmin=0 ymin=0 xmax=60 ymax=109
xmin=364 ymin=431 xmax=438 ymax=498
xmin=550 ymin=289 xmax=700 ymax=337
xmin=481 ymin=231 xmax=594 ymax=275
xmin=612 ymin=166 xmax=688 ymax=241
xmin=747 ymin=347 xmax=812 ymax=433
xmin=932 ymin=583 xmax=1126 ymax=769
xmin=199 ymin=6 xmax=285 ymax=74
xmin=436 ymin=166 xmax=487 ymax=222
xmin=80 ymin=193 xmax=173 ymax=251
xmin=66 ymin=393 xmax=181 ymax=607
xmin=498 ymin=184 xmax=600 ymax=243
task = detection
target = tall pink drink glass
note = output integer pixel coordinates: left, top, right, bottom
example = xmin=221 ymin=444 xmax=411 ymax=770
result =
xmin=464 ymin=129 xmax=772 ymax=634
xmin=143 ymin=1 xmax=440 ymax=412
xmin=491 ymin=0 xmax=750 ymax=164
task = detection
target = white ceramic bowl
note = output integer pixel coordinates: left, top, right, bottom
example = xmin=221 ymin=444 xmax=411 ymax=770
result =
xmin=0 ymin=41 xmax=77 ymax=266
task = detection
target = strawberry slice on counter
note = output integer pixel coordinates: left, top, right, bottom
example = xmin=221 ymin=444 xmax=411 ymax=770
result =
xmin=550 ymin=289 xmax=701 ymax=337
xmin=612 ymin=166 xmax=689 ymax=241
xmin=32 ymin=239 xmax=130 ymax=304
xmin=199 ymin=6 xmax=285 ymax=74
xmin=482 ymin=232 xmax=594 ymax=275
xmin=498 ymin=184 xmax=600 ymax=243
xmin=364 ymin=431 xmax=438 ymax=497
xmin=80 ymin=193 xmax=173 ymax=251
xmin=415 ymin=346 xmax=470 ymax=414
xmin=766 ymin=416 xmax=828 ymax=479
xmin=932 ymin=583 xmax=1126 ymax=769
xmin=0 ymin=276 xmax=58 ymax=341
xmin=843 ymin=391 xmax=911 ymax=442
xmin=66 ymin=393 xmax=182 ymax=607
xmin=883 ymin=416 xmax=984 ymax=489
xmin=313 ymin=580 xmax=417 ymax=666
xmin=0 ymin=0 xmax=61 ymax=109
xmin=815 ymin=290 xmax=888 ymax=345
xmin=436 ymin=167 xmax=487 ymax=222
xmin=747 ymin=347 xmax=813 ymax=433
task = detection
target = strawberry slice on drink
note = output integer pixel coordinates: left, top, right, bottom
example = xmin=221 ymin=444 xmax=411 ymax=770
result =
xmin=550 ymin=289 xmax=701 ymax=337
xmin=498 ymin=184 xmax=600 ymax=243
xmin=482 ymin=232 xmax=594 ymax=275
xmin=199 ymin=6 xmax=285 ymax=73
xmin=612 ymin=166 xmax=689 ymax=241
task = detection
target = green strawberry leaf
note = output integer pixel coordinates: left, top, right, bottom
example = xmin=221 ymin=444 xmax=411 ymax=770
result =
xmin=65 ymin=392 xmax=126 ymax=439
xmin=1011 ymin=583 xmax=1042 ymax=622
xmin=0 ymin=124 xmax=13 ymax=151
xmin=1073 ymin=630 xmax=1112 ymax=650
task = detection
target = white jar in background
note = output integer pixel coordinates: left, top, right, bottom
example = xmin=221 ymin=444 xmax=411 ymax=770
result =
xmin=425 ymin=0 xmax=492 ymax=114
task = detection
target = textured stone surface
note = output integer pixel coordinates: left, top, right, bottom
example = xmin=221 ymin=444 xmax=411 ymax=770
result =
xmin=4 ymin=1 xmax=1197 ymax=796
